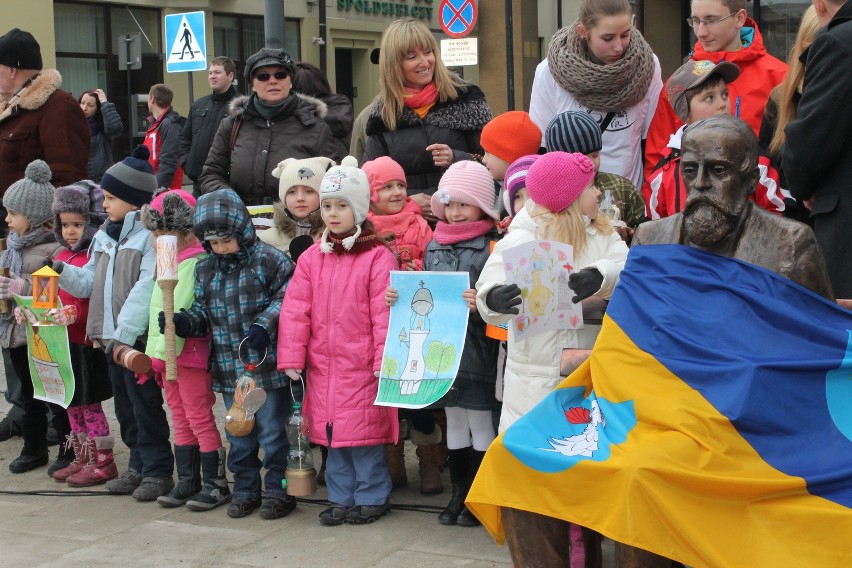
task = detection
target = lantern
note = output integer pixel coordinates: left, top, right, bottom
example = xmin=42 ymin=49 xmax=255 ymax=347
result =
xmin=31 ymin=266 xmax=59 ymax=309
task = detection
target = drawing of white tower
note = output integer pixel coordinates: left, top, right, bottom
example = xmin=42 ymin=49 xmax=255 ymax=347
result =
xmin=399 ymin=281 xmax=433 ymax=395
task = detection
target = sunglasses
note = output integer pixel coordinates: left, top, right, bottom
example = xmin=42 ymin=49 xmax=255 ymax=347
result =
xmin=254 ymin=71 xmax=288 ymax=82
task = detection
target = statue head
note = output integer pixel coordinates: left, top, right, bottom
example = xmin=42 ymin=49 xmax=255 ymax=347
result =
xmin=680 ymin=115 xmax=760 ymax=247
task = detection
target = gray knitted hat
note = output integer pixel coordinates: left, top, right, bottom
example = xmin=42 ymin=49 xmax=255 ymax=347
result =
xmin=3 ymin=160 xmax=55 ymax=227
xmin=544 ymin=111 xmax=602 ymax=155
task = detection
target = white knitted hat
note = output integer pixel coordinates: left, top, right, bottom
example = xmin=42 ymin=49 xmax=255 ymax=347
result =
xmin=271 ymin=156 xmax=335 ymax=203
xmin=318 ymin=156 xmax=370 ymax=252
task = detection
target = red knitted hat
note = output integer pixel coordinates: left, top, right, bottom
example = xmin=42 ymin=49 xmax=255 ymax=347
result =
xmin=480 ymin=111 xmax=542 ymax=164
xmin=362 ymin=156 xmax=407 ymax=202
xmin=525 ymin=152 xmax=595 ymax=213
xmin=431 ymin=160 xmax=499 ymax=221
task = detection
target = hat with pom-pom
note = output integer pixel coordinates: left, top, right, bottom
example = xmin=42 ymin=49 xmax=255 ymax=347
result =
xmin=503 ymin=154 xmax=539 ymax=216
xmin=362 ymin=156 xmax=406 ymax=202
xmin=140 ymin=188 xmax=197 ymax=233
xmin=100 ymin=145 xmax=158 ymax=207
xmin=525 ymin=152 xmax=595 ymax=213
xmin=318 ymin=156 xmax=370 ymax=252
xmin=3 ymin=160 xmax=55 ymax=227
xmin=271 ymin=156 xmax=335 ymax=205
xmin=52 ymin=184 xmax=98 ymax=251
xmin=432 ymin=160 xmax=499 ymax=221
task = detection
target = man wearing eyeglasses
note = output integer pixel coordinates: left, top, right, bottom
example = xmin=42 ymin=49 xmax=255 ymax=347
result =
xmin=199 ymin=48 xmax=346 ymax=206
xmin=643 ymin=0 xmax=787 ymax=189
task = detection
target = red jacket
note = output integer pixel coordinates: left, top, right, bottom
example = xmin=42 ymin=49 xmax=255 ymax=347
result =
xmin=55 ymin=248 xmax=92 ymax=346
xmin=644 ymin=20 xmax=787 ymax=184
xmin=367 ymin=198 xmax=433 ymax=269
xmin=644 ymin=127 xmax=789 ymax=219
xmin=144 ymin=107 xmax=184 ymax=189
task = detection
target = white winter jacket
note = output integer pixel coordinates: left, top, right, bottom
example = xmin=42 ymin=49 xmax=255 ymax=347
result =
xmin=475 ymin=206 xmax=628 ymax=431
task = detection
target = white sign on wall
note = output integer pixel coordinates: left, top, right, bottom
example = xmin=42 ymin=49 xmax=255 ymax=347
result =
xmin=440 ymin=38 xmax=478 ymax=67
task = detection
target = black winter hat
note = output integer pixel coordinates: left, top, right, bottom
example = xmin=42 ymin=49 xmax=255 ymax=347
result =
xmin=244 ymin=47 xmax=296 ymax=86
xmin=0 ymin=28 xmax=42 ymax=70
xmin=100 ymin=145 xmax=158 ymax=207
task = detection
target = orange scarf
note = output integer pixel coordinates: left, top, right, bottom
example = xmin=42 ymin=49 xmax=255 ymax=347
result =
xmin=403 ymin=82 xmax=439 ymax=119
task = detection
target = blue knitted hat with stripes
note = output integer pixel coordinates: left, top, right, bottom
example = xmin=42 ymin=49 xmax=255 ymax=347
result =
xmin=544 ymin=111 xmax=602 ymax=155
xmin=100 ymin=145 xmax=157 ymax=207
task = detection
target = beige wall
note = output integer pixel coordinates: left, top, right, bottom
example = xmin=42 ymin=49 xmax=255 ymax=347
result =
xmin=6 ymin=0 xmax=57 ymax=69
xmin=643 ymin=0 xmax=685 ymax=79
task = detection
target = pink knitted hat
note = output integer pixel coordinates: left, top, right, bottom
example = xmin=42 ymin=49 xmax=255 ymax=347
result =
xmin=525 ymin=152 xmax=595 ymax=213
xmin=362 ymin=156 xmax=407 ymax=202
xmin=431 ymin=160 xmax=499 ymax=221
xmin=503 ymin=154 xmax=540 ymax=216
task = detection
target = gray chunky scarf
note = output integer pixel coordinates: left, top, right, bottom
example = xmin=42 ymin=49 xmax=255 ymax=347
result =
xmin=547 ymin=22 xmax=656 ymax=113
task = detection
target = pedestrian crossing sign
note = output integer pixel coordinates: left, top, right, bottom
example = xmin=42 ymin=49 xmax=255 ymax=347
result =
xmin=165 ymin=11 xmax=207 ymax=73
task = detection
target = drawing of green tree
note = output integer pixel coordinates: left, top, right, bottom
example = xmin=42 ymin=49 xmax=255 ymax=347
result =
xmin=382 ymin=356 xmax=399 ymax=379
xmin=424 ymin=341 xmax=456 ymax=378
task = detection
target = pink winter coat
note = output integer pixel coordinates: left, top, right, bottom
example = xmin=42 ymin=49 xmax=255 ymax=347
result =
xmin=278 ymin=237 xmax=399 ymax=448
xmin=367 ymin=198 xmax=433 ymax=269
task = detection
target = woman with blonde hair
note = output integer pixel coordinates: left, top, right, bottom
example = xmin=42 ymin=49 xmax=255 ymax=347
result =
xmin=363 ymin=18 xmax=493 ymax=220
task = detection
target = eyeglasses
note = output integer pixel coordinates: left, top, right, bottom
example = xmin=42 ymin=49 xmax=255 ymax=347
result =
xmin=254 ymin=71 xmax=288 ymax=82
xmin=686 ymin=10 xmax=740 ymax=29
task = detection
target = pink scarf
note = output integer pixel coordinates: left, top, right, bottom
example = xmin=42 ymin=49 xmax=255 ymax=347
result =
xmin=404 ymin=82 xmax=439 ymax=119
xmin=433 ymin=220 xmax=494 ymax=245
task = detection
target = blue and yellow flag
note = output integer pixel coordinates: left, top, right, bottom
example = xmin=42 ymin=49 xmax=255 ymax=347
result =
xmin=467 ymin=244 xmax=852 ymax=567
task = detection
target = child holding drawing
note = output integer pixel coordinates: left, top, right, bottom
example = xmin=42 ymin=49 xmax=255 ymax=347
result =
xmin=386 ymin=160 xmax=501 ymax=527
xmin=278 ymin=156 xmax=398 ymax=526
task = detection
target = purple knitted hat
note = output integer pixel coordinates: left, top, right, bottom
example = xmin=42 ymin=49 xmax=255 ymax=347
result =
xmin=503 ymin=154 xmax=540 ymax=216
xmin=431 ymin=160 xmax=499 ymax=221
xmin=525 ymin=152 xmax=595 ymax=213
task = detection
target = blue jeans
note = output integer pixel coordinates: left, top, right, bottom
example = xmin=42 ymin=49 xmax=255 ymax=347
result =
xmin=108 ymin=358 xmax=173 ymax=477
xmin=222 ymin=387 xmax=290 ymax=500
xmin=325 ymin=444 xmax=392 ymax=507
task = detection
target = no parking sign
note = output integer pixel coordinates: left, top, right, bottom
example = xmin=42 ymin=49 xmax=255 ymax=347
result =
xmin=439 ymin=0 xmax=478 ymax=39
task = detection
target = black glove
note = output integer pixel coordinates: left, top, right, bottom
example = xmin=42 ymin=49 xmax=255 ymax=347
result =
xmin=158 ymin=311 xmax=165 ymax=334
xmin=245 ymin=324 xmax=270 ymax=351
xmin=44 ymin=258 xmax=64 ymax=274
xmin=104 ymin=339 xmax=125 ymax=359
xmin=568 ymin=268 xmax=604 ymax=304
xmin=172 ymin=310 xmax=191 ymax=338
xmin=485 ymin=284 xmax=522 ymax=315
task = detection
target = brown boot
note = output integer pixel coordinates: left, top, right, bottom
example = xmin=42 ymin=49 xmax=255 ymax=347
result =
xmin=66 ymin=435 xmax=118 ymax=487
xmin=412 ymin=425 xmax=443 ymax=495
xmin=386 ymin=441 xmax=407 ymax=489
xmin=52 ymin=432 xmax=88 ymax=482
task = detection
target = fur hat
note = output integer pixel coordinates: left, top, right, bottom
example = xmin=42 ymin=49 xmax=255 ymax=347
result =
xmin=432 ymin=160 xmax=499 ymax=221
xmin=318 ymin=156 xmax=370 ymax=252
xmin=140 ymin=188 xmax=197 ymax=233
xmin=0 ymin=28 xmax=42 ymax=70
xmin=525 ymin=152 xmax=595 ymax=213
xmin=545 ymin=111 xmax=602 ymax=154
xmin=100 ymin=145 xmax=157 ymax=207
xmin=244 ymin=47 xmax=296 ymax=86
xmin=3 ymin=160 xmax=55 ymax=228
xmin=666 ymin=60 xmax=740 ymax=122
xmin=52 ymin=184 xmax=97 ymax=251
xmin=271 ymin=157 xmax=335 ymax=205
xmin=362 ymin=156 xmax=407 ymax=202
xmin=503 ymin=155 xmax=540 ymax=216
xmin=480 ymin=111 xmax=542 ymax=164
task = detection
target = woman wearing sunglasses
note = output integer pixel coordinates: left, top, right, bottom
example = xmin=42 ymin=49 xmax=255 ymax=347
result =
xmin=200 ymin=48 xmax=346 ymax=206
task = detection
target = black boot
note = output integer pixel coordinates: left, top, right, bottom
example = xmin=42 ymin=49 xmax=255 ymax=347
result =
xmin=438 ymin=448 xmax=471 ymax=525
xmin=46 ymin=438 xmax=75 ymax=477
xmin=186 ymin=447 xmax=232 ymax=511
xmin=10 ymin=409 xmax=49 ymax=474
xmin=456 ymin=449 xmax=485 ymax=527
xmin=157 ymin=445 xmax=201 ymax=508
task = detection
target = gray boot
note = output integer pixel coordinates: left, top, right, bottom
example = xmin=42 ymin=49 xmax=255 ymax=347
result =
xmin=157 ymin=445 xmax=201 ymax=508
xmin=186 ymin=447 xmax=231 ymax=511
xmin=132 ymin=476 xmax=176 ymax=502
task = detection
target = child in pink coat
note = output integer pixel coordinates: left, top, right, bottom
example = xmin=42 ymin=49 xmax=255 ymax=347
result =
xmin=279 ymin=156 xmax=399 ymax=527
xmin=364 ymin=156 xmax=432 ymax=270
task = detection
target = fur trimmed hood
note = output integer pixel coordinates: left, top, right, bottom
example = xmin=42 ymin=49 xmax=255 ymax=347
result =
xmin=271 ymin=200 xmax=324 ymax=239
xmin=227 ymin=92 xmax=328 ymax=124
xmin=0 ymin=69 xmax=62 ymax=122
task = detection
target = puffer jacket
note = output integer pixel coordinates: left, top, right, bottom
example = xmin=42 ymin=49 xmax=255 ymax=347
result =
xmin=59 ymin=211 xmax=155 ymax=347
xmin=362 ymin=83 xmax=492 ymax=196
xmin=475 ymin=206 xmax=628 ymax=431
xmin=644 ymin=20 xmax=787 ymax=183
xmin=277 ymin=235 xmax=399 ymax=448
xmin=298 ymin=92 xmax=352 ymax=155
xmin=182 ymin=188 xmax=294 ymax=392
xmin=368 ymin=198 xmax=433 ymax=269
xmin=0 ymin=69 xmax=89 ymax=194
xmin=424 ymin=229 xmax=499 ymax=385
xmin=88 ymin=101 xmax=123 ymax=182
xmin=180 ymin=85 xmax=240 ymax=182
xmin=0 ymin=233 xmax=62 ymax=349
xmin=199 ymin=94 xmax=346 ymax=206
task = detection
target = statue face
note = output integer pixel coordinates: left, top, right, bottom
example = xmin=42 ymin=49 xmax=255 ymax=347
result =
xmin=680 ymin=127 xmax=751 ymax=247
